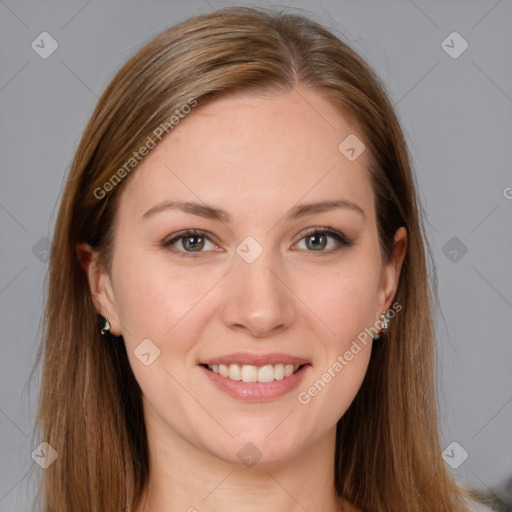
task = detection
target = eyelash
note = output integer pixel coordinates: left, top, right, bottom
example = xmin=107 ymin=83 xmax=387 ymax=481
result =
xmin=161 ymin=227 xmax=353 ymax=258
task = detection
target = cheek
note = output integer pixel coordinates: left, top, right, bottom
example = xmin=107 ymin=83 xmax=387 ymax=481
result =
xmin=111 ymin=247 xmax=210 ymax=351
xmin=110 ymin=251 xmax=210 ymax=401
xmin=297 ymin=326 xmax=373 ymax=425
xmin=293 ymin=254 xmax=379 ymax=411
xmin=297 ymin=256 xmax=381 ymax=343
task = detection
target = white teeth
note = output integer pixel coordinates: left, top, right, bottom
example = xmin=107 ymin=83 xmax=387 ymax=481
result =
xmin=206 ymin=363 xmax=302 ymax=382
xmin=284 ymin=364 xmax=295 ymax=377
xmin=273 ymin=364 xmax=285 ymax=380
xmin=241 ymin=365 xmax=258 ymax=383
xmin=228 ymin=364 xmax=241 ymax=380
xmin=257 ymin=365 xmax=275 ymax=383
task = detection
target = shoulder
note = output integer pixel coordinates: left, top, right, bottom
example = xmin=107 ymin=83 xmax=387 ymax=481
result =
xmin=464 ymin=499 xmax=497 ymax=512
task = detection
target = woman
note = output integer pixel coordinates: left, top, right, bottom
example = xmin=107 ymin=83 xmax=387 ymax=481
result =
xmin=33 ymin=5 xmax=496 ymax=512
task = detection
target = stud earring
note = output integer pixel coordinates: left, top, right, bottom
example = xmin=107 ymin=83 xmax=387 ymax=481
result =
xmin=100 ymin=316 xmax=111 ymax=335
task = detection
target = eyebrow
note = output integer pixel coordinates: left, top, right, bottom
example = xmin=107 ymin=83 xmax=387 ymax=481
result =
xmin=141 ymin=199 xmax=365 ymax=222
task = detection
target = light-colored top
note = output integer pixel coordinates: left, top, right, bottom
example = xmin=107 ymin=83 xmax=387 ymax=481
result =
xmin=465 ymin=499 xmax=496 ymax=512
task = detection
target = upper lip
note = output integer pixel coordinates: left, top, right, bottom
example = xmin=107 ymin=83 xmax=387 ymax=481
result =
xmin=199 ymin=352 xmax=311 ymax=366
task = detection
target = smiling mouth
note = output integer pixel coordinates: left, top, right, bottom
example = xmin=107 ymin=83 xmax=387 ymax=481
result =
xmin=202 ymin=363 xmax=307 ymax=383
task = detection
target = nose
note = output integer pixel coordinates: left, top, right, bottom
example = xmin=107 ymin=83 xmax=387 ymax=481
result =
xmin=220 ymin=248 xmax=296 ymax=338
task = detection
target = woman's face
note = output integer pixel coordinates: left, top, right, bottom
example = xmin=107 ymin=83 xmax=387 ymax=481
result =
xmin=86 ymin=86 xmax=406 ymax=466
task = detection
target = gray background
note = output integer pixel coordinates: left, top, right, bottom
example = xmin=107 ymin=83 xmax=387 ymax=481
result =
xmin=1 ymin=0 xmax=511 ymax=510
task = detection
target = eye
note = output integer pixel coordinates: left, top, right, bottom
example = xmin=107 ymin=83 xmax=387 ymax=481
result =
xmin=294 ymin=227 xmax=353 ymax=253
xmin=162 ymin=229 xmax=219 ymax=258
xmin=161 ymin=227 xmax=353 ymax=258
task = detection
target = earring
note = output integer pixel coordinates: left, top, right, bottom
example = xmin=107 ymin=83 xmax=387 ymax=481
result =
xmin=100 ymin=316 xmax=111 ymax=335
xmin=380 ymin=311 xmax=390 ymax=332
xmin=373 ymin=310 xmax=390 ymax=341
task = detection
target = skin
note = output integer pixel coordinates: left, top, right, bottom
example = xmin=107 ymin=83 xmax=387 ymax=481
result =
xmin=77 ymin=85 xmax=407 ymax=512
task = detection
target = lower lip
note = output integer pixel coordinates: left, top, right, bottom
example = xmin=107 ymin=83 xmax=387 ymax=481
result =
xmin=199 ymin=364 xmax=310 ymax=402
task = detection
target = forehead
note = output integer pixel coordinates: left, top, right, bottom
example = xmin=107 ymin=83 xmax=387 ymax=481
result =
xmin=116 ymin=87 xmax=374 ymax=225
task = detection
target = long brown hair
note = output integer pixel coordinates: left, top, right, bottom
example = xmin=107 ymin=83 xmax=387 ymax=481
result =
xmin=33 ymin=5 xmax=473 ymax=511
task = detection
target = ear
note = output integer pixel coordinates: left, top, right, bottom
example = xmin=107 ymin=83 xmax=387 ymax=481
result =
xmin=375 ymin=226 xmax=407 ymax=319
xmin=76 ymin=242 xmax=122 ymax=336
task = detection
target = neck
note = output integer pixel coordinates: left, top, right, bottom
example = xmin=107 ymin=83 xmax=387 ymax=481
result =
xmin=135 ymin=407 xmax=349 ymax=512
